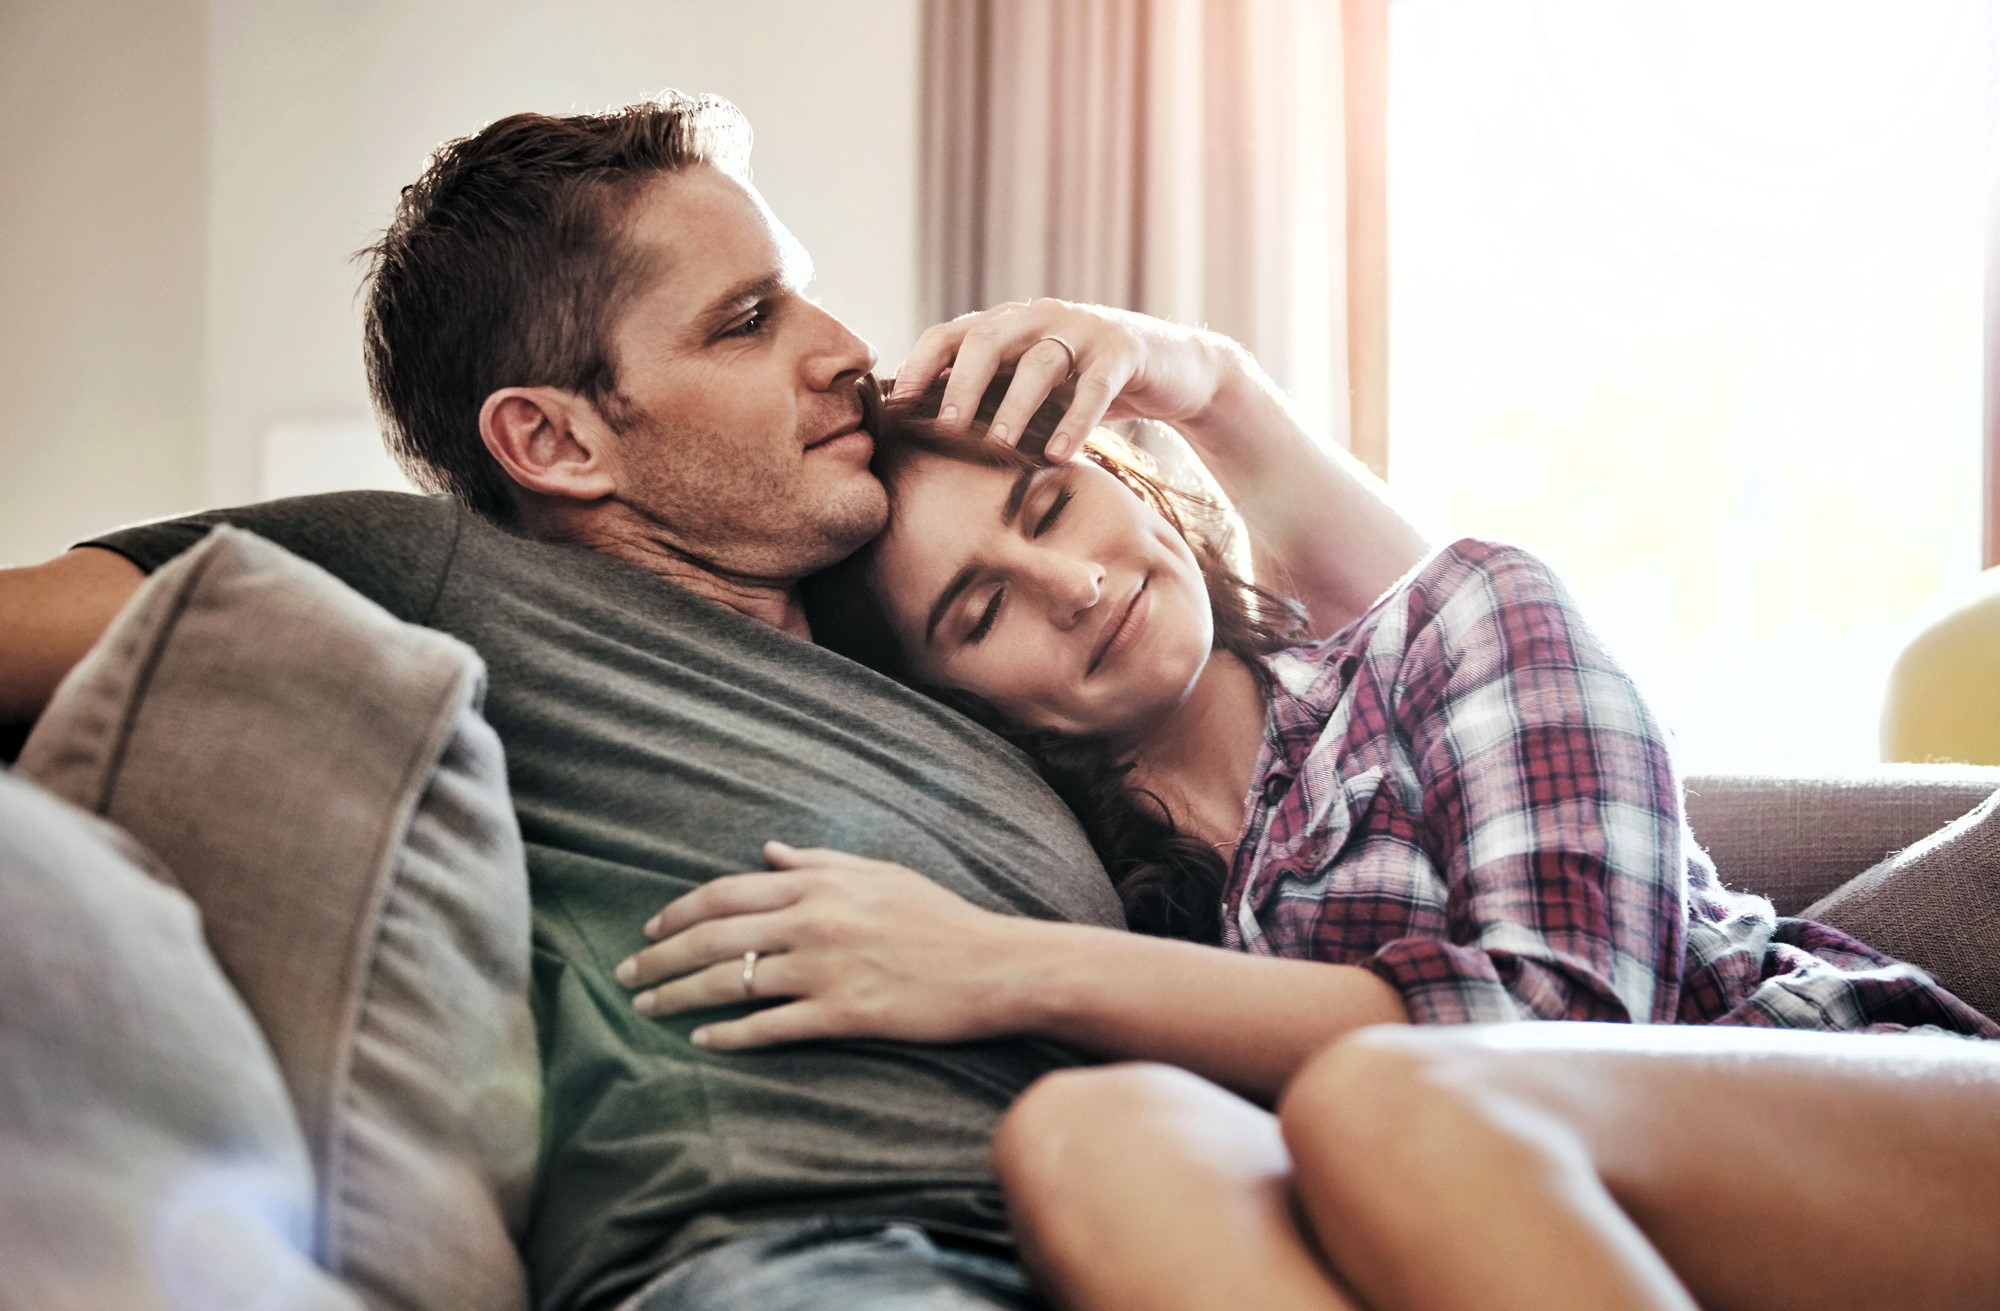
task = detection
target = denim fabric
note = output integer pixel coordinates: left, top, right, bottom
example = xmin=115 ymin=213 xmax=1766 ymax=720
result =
xmin=622 ymin=1219 xmax=1045 ymax=1311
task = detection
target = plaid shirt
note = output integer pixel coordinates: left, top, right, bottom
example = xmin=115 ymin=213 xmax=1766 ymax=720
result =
xmin=1221 ymin=539 xmax=1998 ymax=1038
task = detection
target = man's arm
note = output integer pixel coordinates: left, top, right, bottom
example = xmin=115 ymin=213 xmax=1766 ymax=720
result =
xmin=0 ymin=547 xmax=145 ymax=729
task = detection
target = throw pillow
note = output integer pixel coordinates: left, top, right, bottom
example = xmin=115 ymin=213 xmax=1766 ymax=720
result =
xmin=0 ymin=769 xmax=363 ymax=1311
xmin=18 ymin=526 xmax=539 ymax=1311
xmin=1803 ymin=784 xmax=2000 ymax=1025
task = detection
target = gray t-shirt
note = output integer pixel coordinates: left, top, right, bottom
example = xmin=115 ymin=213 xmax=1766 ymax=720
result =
xmin=89 ymin=491 xmax=1124 ymax=1311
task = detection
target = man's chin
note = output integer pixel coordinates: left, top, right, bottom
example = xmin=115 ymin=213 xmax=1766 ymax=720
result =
xmin=793 ymin=480 xmax=890 ymax=574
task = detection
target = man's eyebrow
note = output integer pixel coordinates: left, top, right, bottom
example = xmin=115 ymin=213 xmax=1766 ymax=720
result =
xmin=692 ymin=271 xmax=790 ymax=332
xmin=925 ymin=468 xmax=1038 ymax=646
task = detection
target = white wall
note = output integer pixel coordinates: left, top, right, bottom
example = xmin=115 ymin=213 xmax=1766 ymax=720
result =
xmin=0 ymin=0 xmax=923 ymax=561
xmin=0 ymin=0 xmax=208 ymax=566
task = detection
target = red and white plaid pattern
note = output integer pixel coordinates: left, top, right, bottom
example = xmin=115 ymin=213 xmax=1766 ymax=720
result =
xmin=1222 ymin=540 xmax=1997 ymax=1037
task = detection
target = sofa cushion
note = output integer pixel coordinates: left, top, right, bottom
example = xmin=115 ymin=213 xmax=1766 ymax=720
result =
xmin=1803 ymin=784 xmax=2000 ymax=1024
xmin=0 ymin=769 xmax=364 ymax=1311
xmin=1685 ymin=768 xmax=2000 ymax=914
xmin=18 ymin=526 xmax=538 ymax=1311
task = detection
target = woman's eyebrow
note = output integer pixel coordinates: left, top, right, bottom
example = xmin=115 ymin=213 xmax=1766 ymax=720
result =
xmin=925 ymin=467 xmax=1039 ymax=644
xmin=924 ymin=566 xmax=979 ymax=646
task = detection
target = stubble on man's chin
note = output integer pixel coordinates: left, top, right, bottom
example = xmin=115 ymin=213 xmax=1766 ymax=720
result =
xmin=609 ymin=468 xmax=888 ymax=587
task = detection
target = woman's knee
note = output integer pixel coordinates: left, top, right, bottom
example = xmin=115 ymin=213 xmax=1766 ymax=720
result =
xmin=993 ymin=1063 xmax=1283 ymax=1198
xmin=1280 ymin=1027 xmax=1593 ymax=1217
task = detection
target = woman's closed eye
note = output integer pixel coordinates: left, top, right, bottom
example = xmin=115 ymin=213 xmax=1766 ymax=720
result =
xmin=1032 ymin=487 xmax=1073 ymax=537
xmin=965 ymin=588 xmax=1005 ymax=645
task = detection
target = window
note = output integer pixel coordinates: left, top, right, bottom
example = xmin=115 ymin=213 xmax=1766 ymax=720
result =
xmin=1388 ymin=1 xmax=1993 ymax=771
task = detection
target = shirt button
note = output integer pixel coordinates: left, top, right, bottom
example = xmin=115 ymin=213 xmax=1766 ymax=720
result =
xmin=1261 ymin=774 xmax=1293 ymax=805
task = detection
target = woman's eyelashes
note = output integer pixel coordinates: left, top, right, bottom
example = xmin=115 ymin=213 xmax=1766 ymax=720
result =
xmin=965 ymin=589 xmax=1005 ymax=644
xmin=1032 ymin=487 xmax=1073 ymax=537
xmin=962 ymin=481 xmax=1071 ymax=647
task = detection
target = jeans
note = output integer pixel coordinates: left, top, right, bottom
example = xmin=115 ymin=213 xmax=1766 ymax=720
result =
xmin=620 ymin=1218 xmax=1047 ymax=1311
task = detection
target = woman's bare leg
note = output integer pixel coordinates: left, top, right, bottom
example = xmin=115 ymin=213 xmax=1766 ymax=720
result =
xmin=993 ymin=1060 xmax=1693 ymax=1311
xmin=1284 ymin=1024 xmax=2000 ymax=1311
xmin=1280 ymin=1031 xmax=1698 ymax=1311
xmin=990 ymin=1064 xmax=1358 ymax=1311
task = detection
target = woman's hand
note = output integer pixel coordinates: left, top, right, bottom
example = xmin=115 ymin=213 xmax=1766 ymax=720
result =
xmin=889 ymin=298 xmax=1244 ymax=464
xmin=616 ymin=841 xmax=1043 ymax=1051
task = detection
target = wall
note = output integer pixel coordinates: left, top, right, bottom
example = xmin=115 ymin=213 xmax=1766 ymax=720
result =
xmin=0 ymin=0 xmax=208 ymax=565
xmin=0 ymin=0 xmax=923 ymax=561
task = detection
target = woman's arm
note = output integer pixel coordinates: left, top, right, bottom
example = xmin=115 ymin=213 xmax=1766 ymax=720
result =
xmin=1174 ymin=340 xmax=1430 ymax=637
xmin=617 ymin=843 xmax=1406 ymax=1104
xmin=890 ymin=300 xmax=1431 ymax=638
xmin=986 ymin=915 xmax=1409 ymax=1102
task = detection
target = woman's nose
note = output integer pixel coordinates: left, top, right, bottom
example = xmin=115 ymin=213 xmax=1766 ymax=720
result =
xmin=1039 ymin=556 xmax=1105 ymax=630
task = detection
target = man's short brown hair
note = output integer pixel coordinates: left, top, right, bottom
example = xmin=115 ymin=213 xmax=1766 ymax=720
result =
xmin=359 ymin=91 xmax=752 ymax=525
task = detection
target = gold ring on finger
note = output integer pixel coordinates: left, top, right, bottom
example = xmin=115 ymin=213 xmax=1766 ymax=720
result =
xmin=741 ymin=950 xmax=760 ymax=999
xmin=1035 ymin=334 xmax=1078 ymax=383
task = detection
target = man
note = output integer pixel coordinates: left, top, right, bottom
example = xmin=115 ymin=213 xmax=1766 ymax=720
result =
xmin=0 ymin=91 xmax=1419 ymax=1310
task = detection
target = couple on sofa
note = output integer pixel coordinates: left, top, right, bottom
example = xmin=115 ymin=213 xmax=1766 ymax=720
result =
xmin=7 ymin=91 xmax=1998 ymax=1311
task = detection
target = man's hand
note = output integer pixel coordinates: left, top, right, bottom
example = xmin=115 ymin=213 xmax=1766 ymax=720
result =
xmin=617 ymin=841 xmax=1045 ymax=1051
xmin=889 ymin=298 xmax=1243 ymax=464
xmin=0 ymin=547 xmax=144 ymax=728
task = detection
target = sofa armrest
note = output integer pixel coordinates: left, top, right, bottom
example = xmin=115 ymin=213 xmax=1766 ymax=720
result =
xmin=1684 ymin=767 xmax=2000 ymax=915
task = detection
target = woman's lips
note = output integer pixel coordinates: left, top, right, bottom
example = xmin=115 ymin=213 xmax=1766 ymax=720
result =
xmin=1088 ymin=578 xmax=1150 ymax=675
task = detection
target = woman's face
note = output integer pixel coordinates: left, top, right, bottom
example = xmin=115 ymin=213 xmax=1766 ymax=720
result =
xmin=866 ymin=450 xmax=1215 ymax=742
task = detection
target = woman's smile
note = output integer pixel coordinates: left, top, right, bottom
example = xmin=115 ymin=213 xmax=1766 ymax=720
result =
xmin=1088 ymin=575 xmax=1150 ymax=676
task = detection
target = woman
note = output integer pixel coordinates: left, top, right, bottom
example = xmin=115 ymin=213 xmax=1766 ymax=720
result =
xmin=615 ymin=303 xmax=2000 ymax=1309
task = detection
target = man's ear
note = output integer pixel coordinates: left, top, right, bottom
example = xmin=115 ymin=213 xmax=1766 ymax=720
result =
xmin=478 ymin=386 xmax=619 ymax=503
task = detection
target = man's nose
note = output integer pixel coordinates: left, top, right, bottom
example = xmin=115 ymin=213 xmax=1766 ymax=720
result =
xmin=801 ymin=302 xmax=877 ymax=390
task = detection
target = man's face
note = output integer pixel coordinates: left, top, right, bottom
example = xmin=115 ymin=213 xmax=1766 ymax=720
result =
xmin=593 ymin=165 xmax=887 ymax=582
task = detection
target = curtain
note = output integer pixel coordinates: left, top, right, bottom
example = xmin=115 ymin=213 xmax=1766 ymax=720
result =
xmin=919 ymin=0 xmax=1351 ymax=447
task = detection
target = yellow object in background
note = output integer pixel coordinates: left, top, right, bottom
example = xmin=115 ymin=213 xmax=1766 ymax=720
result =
xmin=1882 ymin=567 xmax=2000 ymax=766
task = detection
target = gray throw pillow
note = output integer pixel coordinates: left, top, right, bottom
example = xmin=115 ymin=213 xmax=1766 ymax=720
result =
xmin=1803 ymin=784 xmax=2000 ymax=1025
xmin=0 ymin=769 xmax=363 ymax=1311
xmin=18 ymin=526 xmax=539 ymax=1311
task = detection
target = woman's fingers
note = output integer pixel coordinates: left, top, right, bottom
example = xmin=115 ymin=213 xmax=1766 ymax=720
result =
xmin=889 ymin=304 xmax=1020 ymax=402
xmin=761 ymin=841 xmax=878 ymax=870
xmin=692 ymin=1000 xmax=845 ymax=1052
xmin=622 ymin=906 xmax=794 ymax=990
xmin=633 ymin=943 xmax=797 ymax=1018
xmin=644 ymin=869 xmax=811 ymax=940
xmin=893 ymin=299 xmax=1168 ymax=465
xmin=931 ymin=312 xmax=1026 ymax=429
xmin=1047 ymin=356 xmax=1134 ymax=464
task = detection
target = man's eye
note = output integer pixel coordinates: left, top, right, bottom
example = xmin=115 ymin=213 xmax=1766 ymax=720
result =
xmin=1032 ymin=487 xmax=1073 ymax=538
xmin=966 ymin=589 xmax=1005 ymax=645
xmin=723 ymin=308 xmax=769 ymax=339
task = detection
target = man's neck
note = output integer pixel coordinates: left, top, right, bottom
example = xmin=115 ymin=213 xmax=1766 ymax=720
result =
xmin=536 ymin=510 xmax=813 ymax=638
xmin=1124 ymin=651 xmax=1269 ymax=850
xmin=635 ymin=550 xmax=812 ymax=637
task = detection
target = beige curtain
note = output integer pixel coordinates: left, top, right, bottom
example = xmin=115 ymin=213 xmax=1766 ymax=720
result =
xmin=920 ymin=0 xmax=1350 ymax=445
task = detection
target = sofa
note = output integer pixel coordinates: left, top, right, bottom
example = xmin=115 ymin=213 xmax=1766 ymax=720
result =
xmin=3 ymin=526 xmax=1996 ymax=1310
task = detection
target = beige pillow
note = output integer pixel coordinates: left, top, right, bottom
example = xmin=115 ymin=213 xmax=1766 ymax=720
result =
xmin=1803 ymin=784 xmax=2000 ymax=1025
xmin=19 ymin=526 xmax=539 ymax=1311
xmin=0 ymin=769 xmax=365 ymax=1311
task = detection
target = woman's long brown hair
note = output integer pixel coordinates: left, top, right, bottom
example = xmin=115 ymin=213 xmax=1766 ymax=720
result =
xmin=802 ymin=376 xmax=1309 ymax=943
